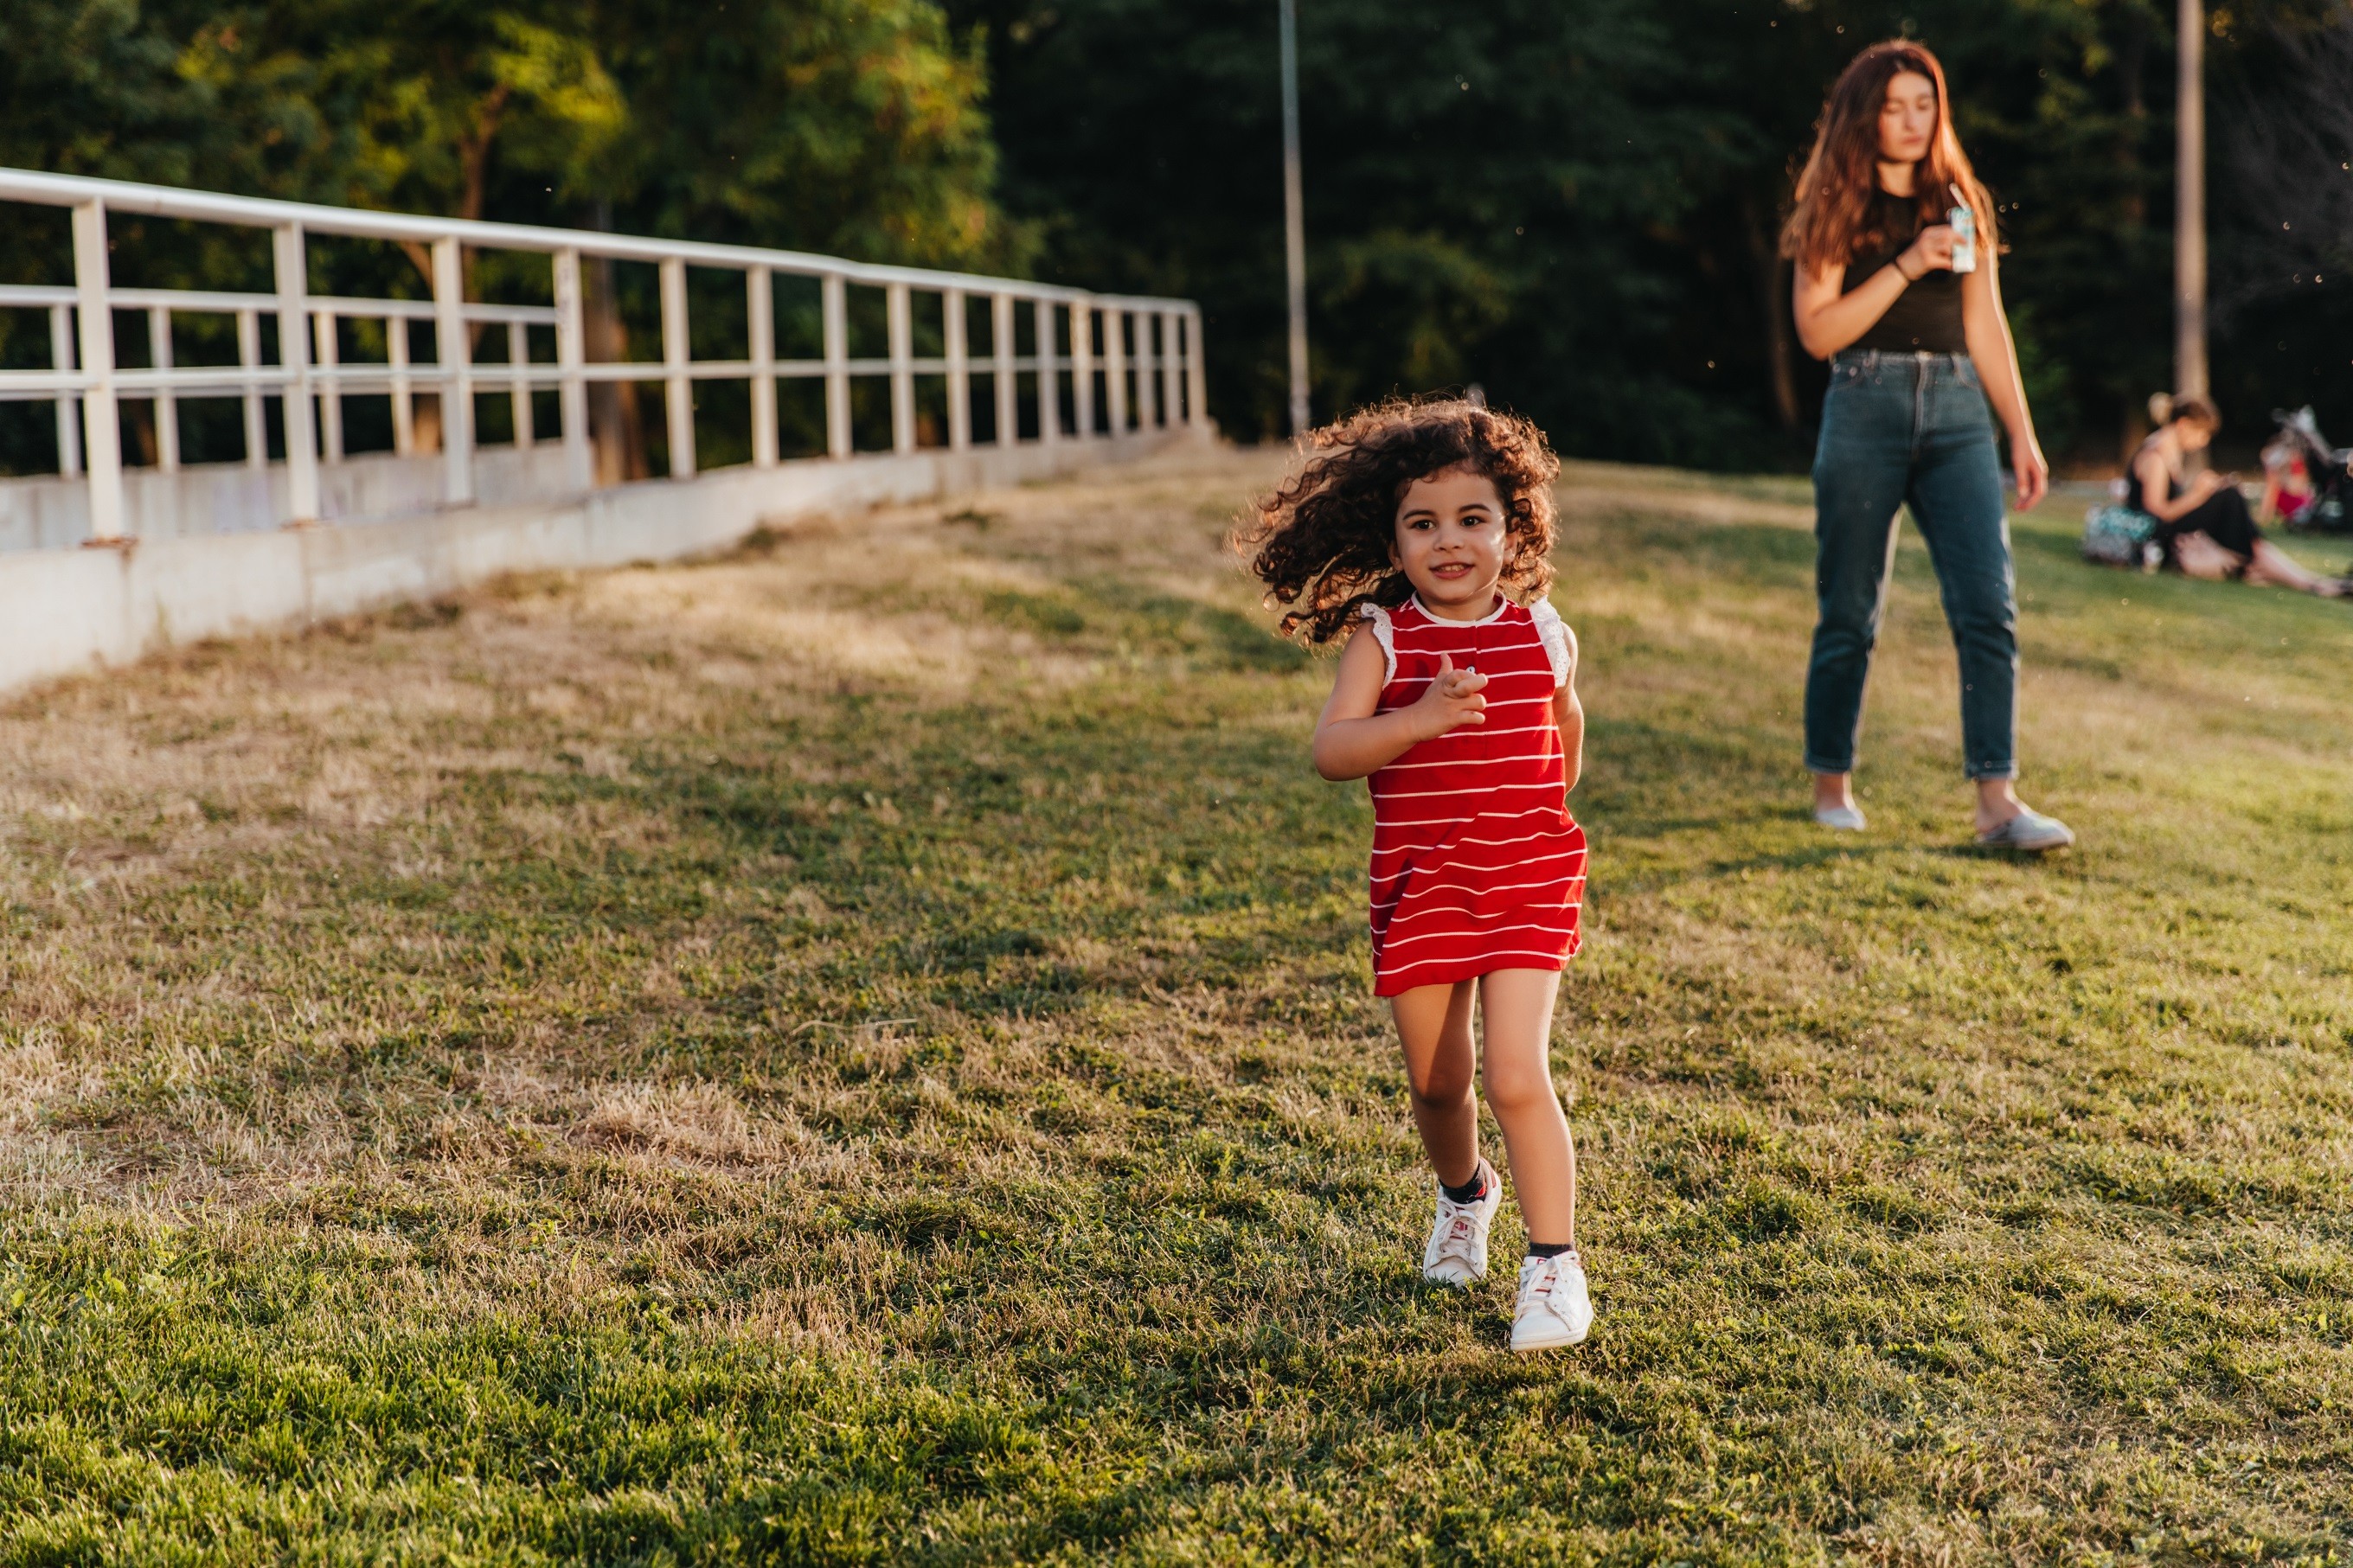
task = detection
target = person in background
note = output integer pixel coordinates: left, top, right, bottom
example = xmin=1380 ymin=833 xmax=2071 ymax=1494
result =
xmin=1783 ymin=40 xmax=2073 ymax=852
xmin=2133 ymin=394 xmax=2346 ymax=598
xmin=2258 ymin=434 xmax=2317 ymax=529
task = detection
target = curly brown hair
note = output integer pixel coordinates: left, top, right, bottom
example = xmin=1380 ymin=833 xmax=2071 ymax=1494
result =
xmin=1240 ymin=397 xmax=1561 ymax=646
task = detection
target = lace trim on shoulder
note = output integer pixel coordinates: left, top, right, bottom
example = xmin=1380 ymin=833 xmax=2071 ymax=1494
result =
xmin=1529 ymin=598 xmax=1573 ymax=687
xmin=1359 ymin=602 xmax=1398 ymax=687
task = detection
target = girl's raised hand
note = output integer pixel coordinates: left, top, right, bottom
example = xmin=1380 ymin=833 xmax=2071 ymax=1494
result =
xmin=1901 ymin=223 xmax=1958 ymax=277
xmin=1409 ymin=654 xmax=1488 ymax=739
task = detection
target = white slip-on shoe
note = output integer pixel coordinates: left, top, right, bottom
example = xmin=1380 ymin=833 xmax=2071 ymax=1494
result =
xmin=1421 ymin=1163 xmax=1503 ymax=1288
xmin=1974 ymin=809 xmax=2074 ymax=852
xmin=1510 ymin=1251 xmax=1593 ymax=1352
xmin=1813 ymin=803 xmax=1867 ymax=832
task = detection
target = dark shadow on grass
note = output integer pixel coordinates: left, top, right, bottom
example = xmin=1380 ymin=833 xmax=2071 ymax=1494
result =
xmin=1927 ymin=842 xmax=2081 ymax=864
xmin=1696 ymin=841 xmax=1909 ymax=880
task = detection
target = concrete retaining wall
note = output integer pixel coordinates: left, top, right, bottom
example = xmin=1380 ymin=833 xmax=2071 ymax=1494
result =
xmin=0 ymin=445 xmax=579 ymax=553
xmin=0 ymin=432 xmax=1190 ymax=699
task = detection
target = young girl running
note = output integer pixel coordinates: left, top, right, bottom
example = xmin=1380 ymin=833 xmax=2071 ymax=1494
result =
xmin=1245 ymin=397 xmax=1593 ymax=1352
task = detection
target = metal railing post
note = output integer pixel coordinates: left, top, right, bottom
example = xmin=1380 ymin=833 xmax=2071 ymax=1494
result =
xmin=71 ymin=202 xmax=126 ymax=540
xmin=1135 ymin=310 xmax=1159 ymax=432
xmin=1184 ymin=306 xmax=1208 ymax=430
xmin=313 ymin=310 xmax=343 ymax=462
xmin=822 ymin=272 xmax=850 ymax=458
xmin=1104 ymin=307 xmax=1129 ymax=437
xmin=431 ymin=235 xmax=474 ymax=504
xmin=1036 ymin=299 xmax=1060 ymax=447
xmin=991 ymin=291 xmax=1016 ymax=446
xmin=508 ymin=320 xmax=534 ymax=449
xmin=747 ymin=265 xmax=778 ymax=468
xmin=1160 ymin=310 xmax=1182 ymax=434
xmin=49 ymin=304 xmax=80 ymax=478
xmin=388 ymin=314 xmax=414 ymax=456
xmin=552 ymin=247 xmax=591 ymax=490
xmin=149 ymin=306 xmax=179 ymax=472
xmin=944 ymin=287 xmax=971 ymax=452
xmin=887 ymin=282 xmax=915 ymax=454
xmin=1070 ymin=298 xmax=1094 ymax=439
xmin=659 ymin=256 xmax=695 ymax=479
xmin=272 ymin=223 xmax=319 ymax=523
xmin=237 ymin=310 xmax=266 ymax=467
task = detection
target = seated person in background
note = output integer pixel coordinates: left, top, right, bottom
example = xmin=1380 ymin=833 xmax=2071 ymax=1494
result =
xmin=2133 ymin=393 xmax=2347 ymax=598
xmin=2259 ymin=436 xmax=2317 ymax=528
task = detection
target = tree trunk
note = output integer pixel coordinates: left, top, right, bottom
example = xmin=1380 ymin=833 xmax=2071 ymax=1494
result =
xmin=129 ymin=401 xmax=157 ymax=467
xmin=1741 ymin=191 xmax=1801 ymax=433
xmin=2175 ymin=0 xmax=2209 ymax=401
xmin=585 ymin=202 xmax=648 ymax=484
xmin=2120 ymin=9 xmax=2147 ymax=227
xmin=2121 ymin=8 xmax=2151 ymax=467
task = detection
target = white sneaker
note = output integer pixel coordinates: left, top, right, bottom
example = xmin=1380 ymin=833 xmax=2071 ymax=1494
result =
xmin=1420 ymin=1163 xmax=1502 ymax=1287
xmin=1813 ymin=803 xmax=1866 ymax=832
xmin=1510 ymin=1252 xmax=1593 ymax=1351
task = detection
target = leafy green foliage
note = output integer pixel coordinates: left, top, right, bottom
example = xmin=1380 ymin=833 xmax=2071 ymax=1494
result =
xmin=0 ymin=0 xmax=1010 ymax=475
xmin=957 ymin=0 xmax=2353 ymax=466
xmin=591 ymin=0 xmax=1013 ymax=268
xmin=169 ymin=3 xmax=629 ymax=220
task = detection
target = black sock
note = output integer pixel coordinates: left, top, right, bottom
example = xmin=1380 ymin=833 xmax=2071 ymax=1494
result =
xmin=1439 ymin=1160 xmax=1490 ymax=1206
xmin=1526 ymin=1241 xmax=1576 ymax=1260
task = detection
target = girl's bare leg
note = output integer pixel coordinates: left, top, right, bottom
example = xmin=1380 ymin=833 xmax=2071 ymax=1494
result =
xmin=2247 ymin=541 xmax=2347 ymax=597
xmin=1390 ymin=980 xmax=1481 ymax=1187
xmin=1476 ymin=968 xmax=1577 ymax=1248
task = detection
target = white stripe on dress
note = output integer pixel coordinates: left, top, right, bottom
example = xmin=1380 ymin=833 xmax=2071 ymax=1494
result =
xmin=1375 ymin=920 xmax=1580 ymax=954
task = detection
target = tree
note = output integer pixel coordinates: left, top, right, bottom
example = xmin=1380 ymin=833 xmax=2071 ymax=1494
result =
xmin=954 ymin=0 xmax=2353 ymax=467
xmin=948 ymin=0 xmax=1744 ymax=456
xmin=0 ymin=0 xmax=1012 ymax=477
xmin=178 ymin=4 xmax=625 ymax=282
xmin=2214 ymin=8 xmax=2353 ymax=433
xmin=587 ymin=0 xmax=1009 ymax=269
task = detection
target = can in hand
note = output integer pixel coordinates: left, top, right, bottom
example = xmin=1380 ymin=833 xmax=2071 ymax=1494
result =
xmin=1947 ymin=184 xmax=1978 ymax=274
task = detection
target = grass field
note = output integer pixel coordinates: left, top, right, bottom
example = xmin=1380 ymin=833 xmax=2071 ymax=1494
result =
xmin=4 ymin=446 xmax=2353 ymax=1565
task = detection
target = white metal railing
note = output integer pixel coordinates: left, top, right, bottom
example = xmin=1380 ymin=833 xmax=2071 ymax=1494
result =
xmin=0 ymin=167 xmax=1208 ymax=543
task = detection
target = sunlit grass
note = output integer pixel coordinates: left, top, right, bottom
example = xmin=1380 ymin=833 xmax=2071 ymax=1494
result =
xmin=2 ymin=448 xmax=2350 ymax=1564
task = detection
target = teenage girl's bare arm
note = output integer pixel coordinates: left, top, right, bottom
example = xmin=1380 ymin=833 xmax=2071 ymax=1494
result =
xmin=1311 ymin=624 xmax=1488 ymax=782
xmin=1551 ymin=623 xmax=1584 ymax=794
xmin=1791 ymin=224 xmax=1953 ymax=361
xmin=2134 ymin=448 xmax=2221 ymax=522
xmin=1959 ymin=230 xmax=2049 ymax=510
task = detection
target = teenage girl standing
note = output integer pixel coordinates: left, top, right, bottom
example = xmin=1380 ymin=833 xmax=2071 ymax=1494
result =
xmin=1785 ymin=41 xmax=2074 ymax=851
xmin=1245 ymin=398 xmax=1593 ymax=1353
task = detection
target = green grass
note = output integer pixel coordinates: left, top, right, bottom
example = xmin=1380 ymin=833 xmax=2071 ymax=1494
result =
xmin=3 ymin=448 xmax=2352 ymax=1564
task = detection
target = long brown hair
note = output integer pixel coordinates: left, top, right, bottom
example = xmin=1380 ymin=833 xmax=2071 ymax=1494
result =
xmin=1781 ymin=41 xmax=1996 ymax=274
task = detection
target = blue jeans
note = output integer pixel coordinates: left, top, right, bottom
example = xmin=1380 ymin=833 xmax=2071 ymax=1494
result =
xmin=1805 ymin=350 xmax=2018 ymax=781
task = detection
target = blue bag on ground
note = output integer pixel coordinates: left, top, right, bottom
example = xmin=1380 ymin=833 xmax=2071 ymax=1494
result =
xmin=2081 ymin=504 xmax=2156 ymax=567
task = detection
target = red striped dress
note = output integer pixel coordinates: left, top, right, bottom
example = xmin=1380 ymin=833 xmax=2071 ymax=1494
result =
xmin=1362 ymin=595 xmax=1586 ymax=997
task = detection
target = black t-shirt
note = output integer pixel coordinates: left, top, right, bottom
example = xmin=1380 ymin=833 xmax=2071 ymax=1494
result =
xmin=1843 ymin=190 xmax=1967 ymax=355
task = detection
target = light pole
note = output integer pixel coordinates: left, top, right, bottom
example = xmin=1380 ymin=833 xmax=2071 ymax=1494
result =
xmin=2176 ymin=0 xmax=2209 ymax=400
xmin=1279 ymin=0 xmax=1310 ymax=436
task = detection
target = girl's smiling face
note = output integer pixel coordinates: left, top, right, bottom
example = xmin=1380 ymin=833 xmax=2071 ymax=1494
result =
xmin=1392 ymin=465 xmax=1509 ymax=620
